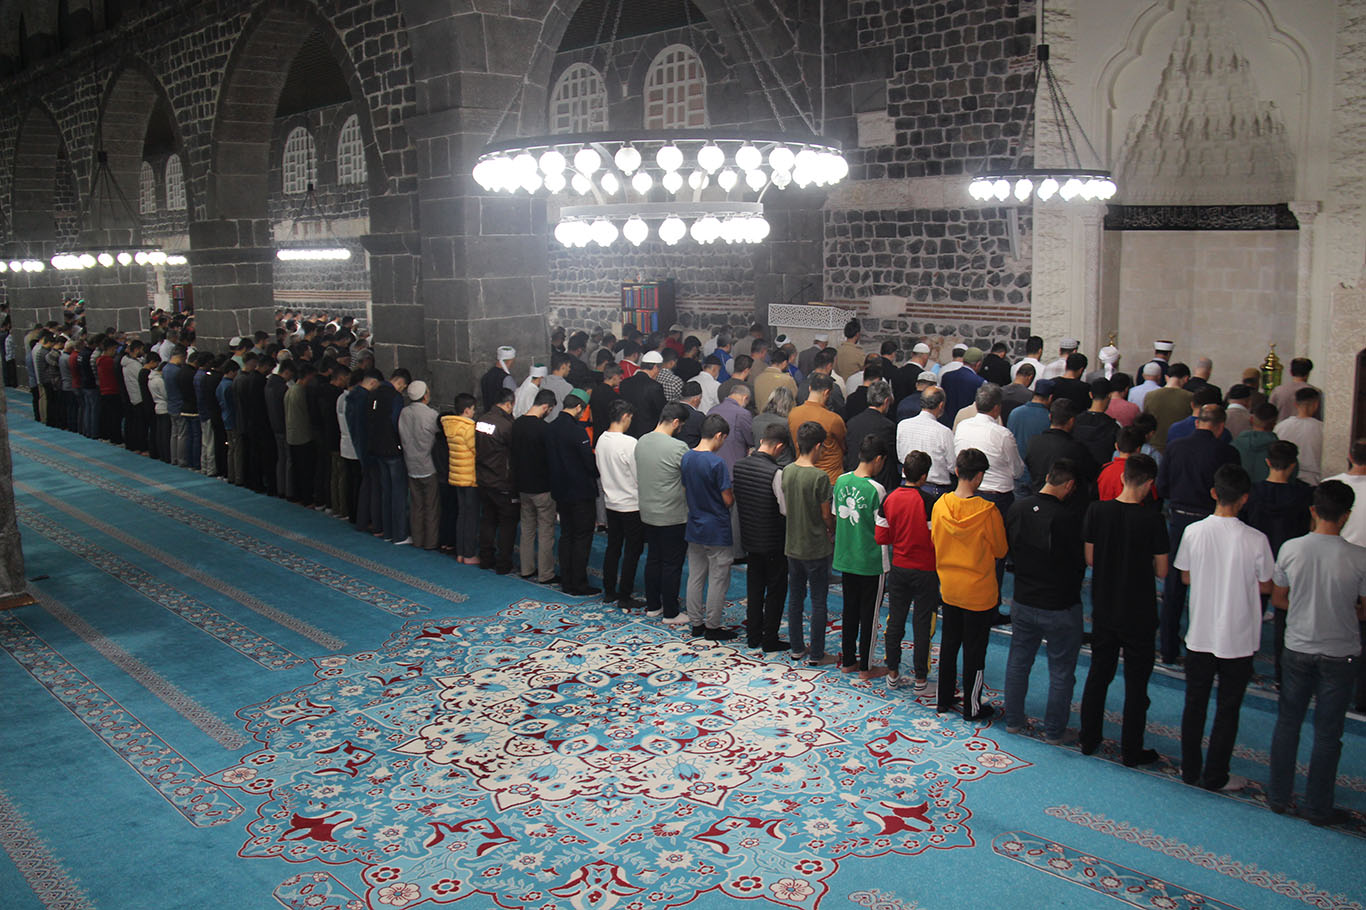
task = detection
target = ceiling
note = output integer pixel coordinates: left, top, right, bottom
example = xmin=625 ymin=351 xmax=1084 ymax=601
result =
xmin=276 ymin=28 xmax=353 ymax=118
xmin=559 ymin=0 xmax=705 ymax=51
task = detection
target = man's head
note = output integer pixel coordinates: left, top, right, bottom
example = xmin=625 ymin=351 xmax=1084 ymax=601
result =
xmin=1212 ymin=463 xmax=1252 ymax=509
xmin=390 ymin=368 xmax=411 ymax=393
xmin=881 ymin=340 xmax=899 ymax=359
xmin=1089 ymin=378 xmax=1111 ymax=403
xmin=698 ymin=413 xmax=730 ymax=450
xmin=1013 ymin=363 xmax=1036 ymax=386
xmin=974 ymin=382 xmax=1003 ymax=418
xmin=524 ymin=388 xmax=555 ymax=417
xmin=561 ymin=388 xmax=589 ymax=417
xmin=867 ymin=380 xmax=892 ymax=413
xmin=607 ymin=397 xmax=633 ymax=430
xmin=639 ymin=350 xmax=663 ymax=377
xmin=770 ymin=347 xmax=791 ymax=368
xmin=911 ymin=341 xmax=931 ymax=364
xmin=1294 ymin=386 xmax=1321 ymax=417
xmin=843 ymin=318 xmax=861 ymax=342
xmin=902 ymin=450 xmax=931 ymax=485
xmin=656 ymin=401 xmax=688 ymax=435
xmin=861 ymin=361 xmax=884 ymax=385
xmin=602 ymin=362 xmax=623 ymax=388
xmin=550 ymin=351 xmax=572 ymax=377
xmin=1042 ymin=456 xmax=1078 ymax=500
xmin=757 ymin=421 xmax=789 ymax=456
xmin=955 ymin=448 xmax=989 ymax=488
xmin=494 ymin=387 xmax=515 ymax=413
xmin=680 ymin=380 xmax=702 ymax=406
xmin=1193 ymin=356 xmax=1213 ymax=379
xmin=1058 ymin=337 xmax=1079 ymax=357
xmin=857 ymin=432 xmax=888 ymax=474
xmin=749 ymin=322 xmax=766 ymax=340
xmin=1312 ymin=479 xmax=1355 ymax=529
xmin=406 ymin=379 xmax=430 ymax=404
xmin=962 ymin=347 xmax=984 ymax=372
xmin=1122 ymin=452 xmax=1158 ymax=493
xmin=1350 ymin=438 xmax=1366 ymax=470
xmin=813 ymin=348 xmax=837 ymax=374
xmin=796 ymin=420 xmax=827 ymax=457
xmin=1227 ymin=383 xmax=1251 ymax=406
xmin=1142 ymin=362 xmax=1163 ymax=382
xmin=1290 ymin=357 xmax=1313 ymax=380
xmin=1064 ymin=352 xmax=1088 ymax=377
xmin=1110 ymin=372 xmax=1132 ymax=396
xmin=807 ymin=371 xmax=833 ymax=404
xmin=950 ymin=343 xmax=967 ymax=362
xmin=749 ymin=338 xmax=769 ymax=360
xmin=1250 ymin=402 xmax=1278 ymax=431
xmin=1266 ymin=439 xmax=1299 ymax=475
xmin=1025 ymin=335 xmax=1044 ymax=358
xmin=727 ymin=382 xmax=752 ymax=408
xmin=728 ymin=354 xmax=753 ymax=380
xmin=812 ymin=332 xmax=829 ymax=349
xmin=1195 ymin=403 xmax=1226 ymax=434
xmin=1115 ymin=424 xmax=1146 ymax=455
xmin=702 ymin=354 xmax=723 ymax=377
xmin=920 ymin=386 xmax=946 ymax=417
xmin=567 ymin=331 xmax=589 ymax=356
xmin=1166 ymin=362 xmax=1190 ymax=386
xmin=1190 ymin=387 xmax=1221 ymax=413
xmin=1048 ymin=399 xmax=1076 ymax=431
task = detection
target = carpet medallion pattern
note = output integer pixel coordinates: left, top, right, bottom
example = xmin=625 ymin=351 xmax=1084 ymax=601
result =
xmin=210 ymin=599 xmax=1028 ymax=909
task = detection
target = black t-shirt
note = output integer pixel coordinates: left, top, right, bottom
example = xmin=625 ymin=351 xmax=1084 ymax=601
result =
xmin=1241 ymin=480 xmax=1312 ymax=558
xmin=1082 ymin=499 xmax=1170 ymax=634
xmin=1051 ymin=377 xmax=1092 ymax=415
xmin=1006 ymin=492 xmax=1087 ymax=609
xmin=510 ymin=414 xmax=552 ymax=495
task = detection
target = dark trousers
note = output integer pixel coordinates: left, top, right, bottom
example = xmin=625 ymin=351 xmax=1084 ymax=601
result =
xmin=978 ymin=489 xmax=1014 ymax=604
xmin=643 ymin=522 xmax=687 ymax=618
xmin=155 ymin=414 xmax=172 ymax=463
xmin=886 ymin=566 xmax=940 ymax=678
xmin=438 ymin=483 xmax=460 ymax=548
xmin=1268 ymin=648 xmax=1357 ymax=820
xmin=63 ymin=390 xmax=79 ymax=432
xmin=341 ymin=457 xmax=362 ymax=521
xmin=455 ymin=487 xmax=479 ymax=558
xmin=184 ymin=414 xmax=202 ymax=469
xmin=841 ymin=571 xmax=885 ymax=670
xmin=1079 ymin=625 xmax=1156 ymax=761
xmin=603 ymin=508 xmax=645 ymax=600
xmin=124 ymin=402 xmax=146 ymax=452
xmin=557 ymin=498 xmax=596 ymax=592
xmin=378 ymin=456 xmax=408 ymax=541
xmin=745 ymin=550 xmax=788 ymax=648
xmin=252 ymin=430 xmax=277 ymax=494
xmin=290 ymin=442 xmax=318 ymax=505
xmin=314 ymin=444 xmax=332 ymax=508
xmin=99 ymin=394 xmax=122 ymax=443
xmin=1162 ymin=508 xmax=1208 ymax=662
xmin=478 ymin=487 xmax=518 ymax=572
xmin=355 ymin=456 xmax=379 ymax=530
xmin=938 ymin=603 xmax=998 ymax=719
xmin=1181 ymin=650 xmax=1254 ymax=789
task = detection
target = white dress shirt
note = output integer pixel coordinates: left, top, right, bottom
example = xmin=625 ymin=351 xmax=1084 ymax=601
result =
xmin=953 ymin=412 xmax=1025 ymax=493
xmin=897 ymin=412 xmax=956 ymax=485
xmin=1040 ymin=356 xmax=1068 ymax=380
xmin=695 ymin=370 xmax=721 ymax=414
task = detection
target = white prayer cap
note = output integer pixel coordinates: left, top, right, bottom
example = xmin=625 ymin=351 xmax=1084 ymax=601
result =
xmin=912 ymin=342 xmax=931 ymax=354
xmin=228 ymin=336 xmax=243 ymax=347
xmin=640 ymin=350 xmax=664 ymax=365
xmin=952 ymin=343 xmax=967 ymax=354
xmin=1153 ymin=340 xmax=1174 ymax=352
xmin=530 ymin=365 xmax=548 ymax=378
xmin=406 ymin=380 xmax=429 ymax=401
xmin=1143 ymin=361 xmax=1163 ymax=377
xmin=813 ymin=333 xmax=829 ymax=342
xmin=1098 ymin=345 xmax=1120 ymax=364
xmin=1060 ymin=337 xmax=1079 ymax=350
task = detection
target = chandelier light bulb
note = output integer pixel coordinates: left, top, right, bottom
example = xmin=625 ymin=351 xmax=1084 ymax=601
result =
xmin=768 ymin=146 xmax=795 ymax=173
xmin=1079 ymin=178 xmax=1098 ymax=201
xmin=538 ymin=149 xmax=567 ymax=175
xmin=1059 ymin=177 xmax=1083 ymax=201
xmin=750 ymin=215 xmax=771 ymax=242
xmin=991 ymin=179 xmax=1010 ymax=201
xmin=571 ymin=173 xmax=593 ymax=195
xmin=1096 ymin=178 xmax=1117 ymax=200
xmin=599 ymin=172 xmax=620 ymax=196
xmin=967 ymin=178 xmax=989 ymax=201
xmin=134 ymin=251 xmax=150 ymax=266
xmin=614 ymin=145 xmax=641 ymax=174
xmin=659 ymin=216 xmax=686 ymax=246
xmin=544 ymin=172 xmax=567 ymax=193
xmin=717 ymin=168 xmax=738 ymax=192
xmin=1037 ymin=177 xmax=1059 ymax=201
xmin=0 ymin=261 xmax=7 ymax=272
xmin=770 ymin=169 xmax=791 ymax=189
xmin=745 ymin=169 xmax=768 ymax=192
xmin=472 ymin=158 xmax=497 ymax=191
xmin=830 ymin=155 xmax=849 ymax=182
xmin=793 ymin=166 xmax=813 ymax=188
xmin=656 ymin=144 xmax=684 ymax=173
xmin=1013 ymin=177 xmax=1033 ymax=202
xmin=149 ymin=251 xmax=167 ymax=265
xmin=573 ymin=147 xmax=602 ymax=175
xmin=735 ymin=144 xmax=762 ymax=172
xmin=662 ymin=171 xmax=684 ymax=194
xmin=697 ymin=143 xmax=725 ymax=174
xmin=167 ymin=254 xmax=188 ymax=266
xmin=623 ymin=216 xmax=649 ymax=246
xmin=630 ymin=171 xmax=653 ymax=195
xmin=8 ymin=260 xmax=20 ymax=272
xmin=117 ymin=251 xmax=133 ymax=266
xmin=79 ymin=254 xmax=96 ymax=269
xmin=520 ymin=171 xmax=543 ymax=194
xmin=687 ymin=170 xmax=709 ymax=191
xmin=589 ymin=218 xmax=618 ymax=247
xmin=97 ymin=253 xmax=114 ymax=267
xmin=554 ymin=220 xmax=575 ymax=247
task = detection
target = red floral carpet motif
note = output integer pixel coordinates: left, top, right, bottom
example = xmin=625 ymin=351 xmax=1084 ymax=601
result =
xmin=211 ymin=600 xmax=1028 ymax=909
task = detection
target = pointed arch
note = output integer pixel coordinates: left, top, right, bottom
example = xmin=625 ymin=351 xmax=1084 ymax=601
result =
xmin=11 ymin=104 xmax=66 ymax=242
xmin=96 ymin=56 xmax=188 ymax=227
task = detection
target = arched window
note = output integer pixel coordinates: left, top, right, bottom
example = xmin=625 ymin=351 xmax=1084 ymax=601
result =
xmin=336 ymin=114 xmax=367 ymax=186
xmin=282 ymin=126 xmax=317 ymax=196
xmin=139 ymin=161 xmax=156 ymax=214
xmin=549 ymin=63 xmax=607 ymax=135
xmin=164 ymin=154 xmax=186 ymax=211
xmin=644 ymin=45 xmax=706 ymax=130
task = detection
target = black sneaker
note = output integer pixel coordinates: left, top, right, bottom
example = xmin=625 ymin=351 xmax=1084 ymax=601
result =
xmin=966 ymin=705 xmax=996 ymax=722
xmin=762 ymin=640 xmax=791 ymax=652
xmin=618 ymin=597 xmax=645 ymax=610
xmin=690 ymin=626 xmax=707 ymax=637
xmin=1122 ymin=748 xmax=1160 ymax=767
xmin=705 ymin=628 xmax=738 ymax=641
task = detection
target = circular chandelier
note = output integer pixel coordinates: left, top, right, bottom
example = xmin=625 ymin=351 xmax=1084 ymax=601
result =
xmin=966 ymin=0 xmax=1116 ymax=206
xmin=0 ymin=258 xmax=48 ymax=273
xmin=472 ymin=131 xmax=848 ymax=248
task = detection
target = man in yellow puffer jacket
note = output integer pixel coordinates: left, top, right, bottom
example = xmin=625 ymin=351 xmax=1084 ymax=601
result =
xmin=441 ymin=392 xmax=479 ymax=563
xmin=931 ymin=447 xmax=1008 ymax=722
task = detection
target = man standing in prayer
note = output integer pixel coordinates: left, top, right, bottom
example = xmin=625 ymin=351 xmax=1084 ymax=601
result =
xmin=896 ymin=385 xmax=955 ymax=509
xmin=1175 ymin=464 xmax=1274 ymax=792
xmin=475 ymin=387 xmax=518 ymax=573
xmin=1010 ymin=335 xmax=1045 ymax=390
xmin=547 ymin=389 xmax=600 ymax=596
xmin=596 ymin=400 xmax=645 ymax=607
xmin=733 ymin=423 xmax=792 ymax=652
xmin=876 ymin=451 xmax=939 ymax=690
xmin=398 ymin=380 xmax=441 ymax=549
xmin=789 ymin=373 xmax=847 ymax=483
xmin=1039 ymin=337 xmax=1079 ymax=381
xmin=754 ymin=346 xmax=798 ymax=411
xmin=1270 ymin=357 xmax=1322 ymax=422
xmin=637 ymin=403 xmax=691 ymax=624
xmin=835 ymin=318 xmax=866 ymax=380
xmin=834 ymin=435 xmax=891 ymax=679
xmin=893 ymin=341 xmax=932 ymax=404
xmin=784 ymin=421 xmax=838 ymax=666
xmin=479 ymin=345 xmax=518 ymax=412
xmin=621 ymin=350 xmax=667 ymax=437
xmin=1127 ymin=361 xmax=1164 ymax=410
xmin=513 ymin=364 xmax=546 ymax=418
xmin=798 ymin=333 xmax=830 ymax=379
xmin=1143 ymin=362 xmax=1193 ymax=451
xmin=1275 ymin=387 xmax=1324 ymax=485
xmin=542 ymin=353 xmax=576 ymax=422
xmin=681 ymin=414 xmax=738 ymax=640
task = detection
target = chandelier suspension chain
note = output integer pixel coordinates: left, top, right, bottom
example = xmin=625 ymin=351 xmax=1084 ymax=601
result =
xmin=725 ymin=2 xmax=789 ymax=131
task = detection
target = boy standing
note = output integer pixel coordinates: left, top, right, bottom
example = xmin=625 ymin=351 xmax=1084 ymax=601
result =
xmin=1243 ymin=439 xmax=1313 ymax=683
xmin=834 ymin=435 xmax=891 ymax=678
xmin=733 ymin=424 xmax=792 ymax=652
xmin=784 ymin=421 xmax=838 ymax=665
xmin=1267 ymin=480 xmax=1366 ymax=825
xmin=636 ymin=403 xmax=691 ymax=623
xmin=931 ymin=448 xmax=1009 ymax=720
xmin=681 ymin=414 xmax=738 ymax=640
xmin=596 ymin=399 xmax=645 ymax=608
xmin=1174 ymin=464 xmax=1275 ymax=791
xmin=1079 ymin=454 xmax=1169 ymax=764
xmin=876 ymin=451 xmax=939 ymax=690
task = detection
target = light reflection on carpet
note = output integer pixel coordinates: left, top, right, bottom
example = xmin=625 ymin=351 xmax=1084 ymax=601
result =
xmin=211 ymin=599 xmax=1029 ymax=909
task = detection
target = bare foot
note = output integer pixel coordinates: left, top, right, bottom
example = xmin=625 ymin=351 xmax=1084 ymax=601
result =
xmin=860 ymin=667 xmax=888 ymax=680
xmin=808 ymin=654 xmax=839 ymax=667
xmin=840 ymin=663 xmax=858 ymax=673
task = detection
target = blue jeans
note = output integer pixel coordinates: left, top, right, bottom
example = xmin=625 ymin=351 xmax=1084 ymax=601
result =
xmin=1268 ymin=648 xmax=1357 ymax=820
xmin=1004 ymin=601 xmax=1083 ymax=740
xmin=1162 ymin=508 xmax=1208 ymax=662
xmin=184 ymin=415 xmax=202 ymax=469
xmin=81 ymin=387 xmax=99 ymax=437
xmin=378 ymin=456 xmax=408 ymax=542
xmin=787 ymin=556 xmax=830 ymax=659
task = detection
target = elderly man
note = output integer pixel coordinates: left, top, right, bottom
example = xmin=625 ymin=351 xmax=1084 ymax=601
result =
xmin=896 ymin=385 xmax=955 ymax=508
xmin=893 ymin=341 xmax=932 ymax=403
xmin=940 ymin=347 xmax=985 ymax=428
xmin=1127 ymin=361 xmax=1164 ymax=410
xmin=479 ymin=345 xmax=518 ymax=411
xmin=621 ymin=350 xmax=668 ymax=437
xmin=798 ymin=332 xmax=830 ymax=378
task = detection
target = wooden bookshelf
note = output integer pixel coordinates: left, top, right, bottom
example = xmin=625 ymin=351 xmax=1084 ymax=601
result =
xmin=620 ymin=279 xmax=677 ymax=334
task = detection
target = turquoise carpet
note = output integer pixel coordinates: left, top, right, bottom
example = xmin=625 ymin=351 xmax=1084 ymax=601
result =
xmin=1 ymin=388 xmax=1363 ymax=910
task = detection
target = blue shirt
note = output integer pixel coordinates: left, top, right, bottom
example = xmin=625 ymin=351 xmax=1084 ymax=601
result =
xmin=681 ymin=449 xmax=733 ymax=547
xmin=1007 ymin=400 xmax=1050 ymax=458
xmin=217 ymin=376 xmax=237 ymax=431
xmin=939 ymin=366 xmax=984 ymax=427
xmin=163 ymin=362 xmax=184 ymax=416
xmin=1166 ymin=416 xmax=1232 ymax=447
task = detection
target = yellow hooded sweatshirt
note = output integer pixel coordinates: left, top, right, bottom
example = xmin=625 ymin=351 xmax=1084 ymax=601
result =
xmin=930 ymin=492 xmax=1008 ymax=611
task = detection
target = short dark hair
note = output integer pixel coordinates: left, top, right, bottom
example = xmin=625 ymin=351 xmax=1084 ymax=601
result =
xmin=661 ymin=347 xmax=678 ymax=365
xmin=533 ymin=388 xmax=558 ymax=408
xmin=863 ymin=362 xmax=884 ymax=381
xmin=808 ymin=372 xmax=833 ymax=393
xmin=1115 ymin=425 xmax=1146 ymax=454
xmin=701 ymin=414 xmax=730 ymax=439
xmin=1168 ymin=362 xmax=1191 ymax=380
xmin=596 ymin=350 xmax=616 ymax=368
xmin=1191 ymin=387 xmax=1221 ymax=408
xmin=990 ymin=341 xmax=1009 ymax=354
xmin=1226 ymin=383 xmax=1251 ymax=401
xmin=731 ymin=354 xmax=754 ymax=374
xmin=568 ymin=331 xmax=589 ymax=351
xmin=391 ymin=368 xmax=412 ymax=383
xmin=955 ymin=448 xmax=989 ymax=480
xmin=770 ymin=347 xmax=790 ymax=366
xmin=843 ymin=318 xmax=861 ymax=339
xmin=858 ymin=433 xmax=888 ymax=463
xmin=601 ymin=362 xmax=622 ymax=380
xmin=551 ymin=352 xmax=572 ymax=371
xmin=1045 ymin=456 xmax=1078 ymax=487
xmin=453 ymin=392 xmax=477 ymax=414
xmin=1290 ymin=357 xmax=1313 ymax=378
xmin=1065 ymin=352 xmax=1088 ymax=372
xmin=1213 ymin=463 xmax=1252 ymax=505
xmin=796 ymin=420 xmax=827 ymax=455
xmin=1123 ymin=452 xmax=1158 ymax=486
xmin=1025 ymin=335 xmax=1044 ymax=356
xmin=759 ymin=422 xmax=790 ymax=446
xmin=902 ymin=450 xmax=931 ymax=483
xmin=1351 ymin=438 xmax=1366 ymax=467
xmin=815 ymin=348 xmax=837 ymax=368
xmin=1266 ymin=439 xmax=1299 ymax=471
xmin=1251 ymin=402 xmax=1279 ymax=427
xmin=495 ymin=387 xmax=516 ymax=406
xmin=1048 ymin=399 xmax=1076 ymax=426
xmin=749 ymin=338 xmax=768 ymax=355
xmin=703 ymin=354 xmax=724 ymax=367
xmin=881 ymin=340 xmax=899 ymax=356
xmin=608 ymin=398 xmax=634 ymax=423
xmin=1089 ymin=378 xmax=1111 ymax=399
xmin=1015 ymin=362 xmax=1036 ymax=380
xmin=1110 ymin=371 xmax=1132 ymax=393
xmin=1294 ymin=386 xmax=1320 ymax=404
xmin=659 ymin=402 xmax=688 ymax=425
xmin=1313 ymin=479 xmax=1355 ymax=523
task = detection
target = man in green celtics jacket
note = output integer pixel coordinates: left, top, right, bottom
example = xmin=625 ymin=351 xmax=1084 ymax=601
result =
xmin=834 ymin=434 xmax=891 ymax=678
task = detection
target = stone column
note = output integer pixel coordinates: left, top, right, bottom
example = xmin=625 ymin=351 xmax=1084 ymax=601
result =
xmin=361 ymin=216 xmax=424 ymax=377
xmin=1029 ymin=202 xmax=1107 ymax=354
xmin=1287 ymin=200 xmax=1320 ymax=355
xmin=188 ymin=219 xmax=276 ymax=348
xmin=0 ymin=390 xmax=29 ymax=606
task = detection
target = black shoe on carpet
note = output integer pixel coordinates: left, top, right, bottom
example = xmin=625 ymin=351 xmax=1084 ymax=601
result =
xmin=1305 ymin=809 xmax=1350 ymax=827
xmin=563 ymin=585 xmax=601 ymax=597
xmin=705 ymin=628 xmax=738 ymax=642
xmin=690 ymin=626 xmax=707 ymax=637
xmin=966 ymin=705 xmax=996 ymax=722
xmin=762 ymin=640 xmax=791 ymax=652
xmin=618 ymin=597 xmax=644 ymax=610
xmin=1122 ymin=748 xmax=1160 ymax=766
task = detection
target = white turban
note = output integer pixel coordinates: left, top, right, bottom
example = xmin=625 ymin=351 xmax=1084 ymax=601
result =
xmin=1098 ymin=344 xmax=1120 ymax=379
xmin=497 ymin=346 xmax=516 ymax=372
xmin=530 ymin=365 xmax=548 ymax=378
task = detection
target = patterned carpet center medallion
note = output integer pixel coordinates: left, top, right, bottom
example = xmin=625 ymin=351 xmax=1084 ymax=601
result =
xmin=210 ymin=600 xmax=1029 ymax=909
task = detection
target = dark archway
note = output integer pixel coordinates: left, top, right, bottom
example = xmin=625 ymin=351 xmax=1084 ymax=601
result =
xmin=95 ymin=57 xmax=189 ymax=232
xmin=11 ymin=104 xmax=65 ymax=242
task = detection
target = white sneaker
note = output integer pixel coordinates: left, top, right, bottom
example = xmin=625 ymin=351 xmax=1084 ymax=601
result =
xmin=645 ymin=609 xmax=663 ymax=618
xmin=662 ymin=615 xmax=691 ymax=626
xmin=1217 ymin=774 xmax=1249 ymax=792
xmin=394 ymin=537 xmax=413 ymax=547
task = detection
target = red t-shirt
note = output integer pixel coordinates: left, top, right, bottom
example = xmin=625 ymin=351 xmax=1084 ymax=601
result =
xmin=1097 ymin=457 xmax=1156 ymax=501
xmin=96 ymin=354 xmax=121 ymax=396
xmin=875 ymin=484 xmax=936 ymax=571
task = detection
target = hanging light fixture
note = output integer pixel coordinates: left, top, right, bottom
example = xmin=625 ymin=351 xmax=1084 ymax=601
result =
xmin=471 ymin=0 xmax=848 ymax=248
xmin=967 ymin=0 xmax=1116 ymax=205
xmin=273 ymin=183 xmax=354 ymax=262
xmin=49 ymin=150 xmax=175 ymax=271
